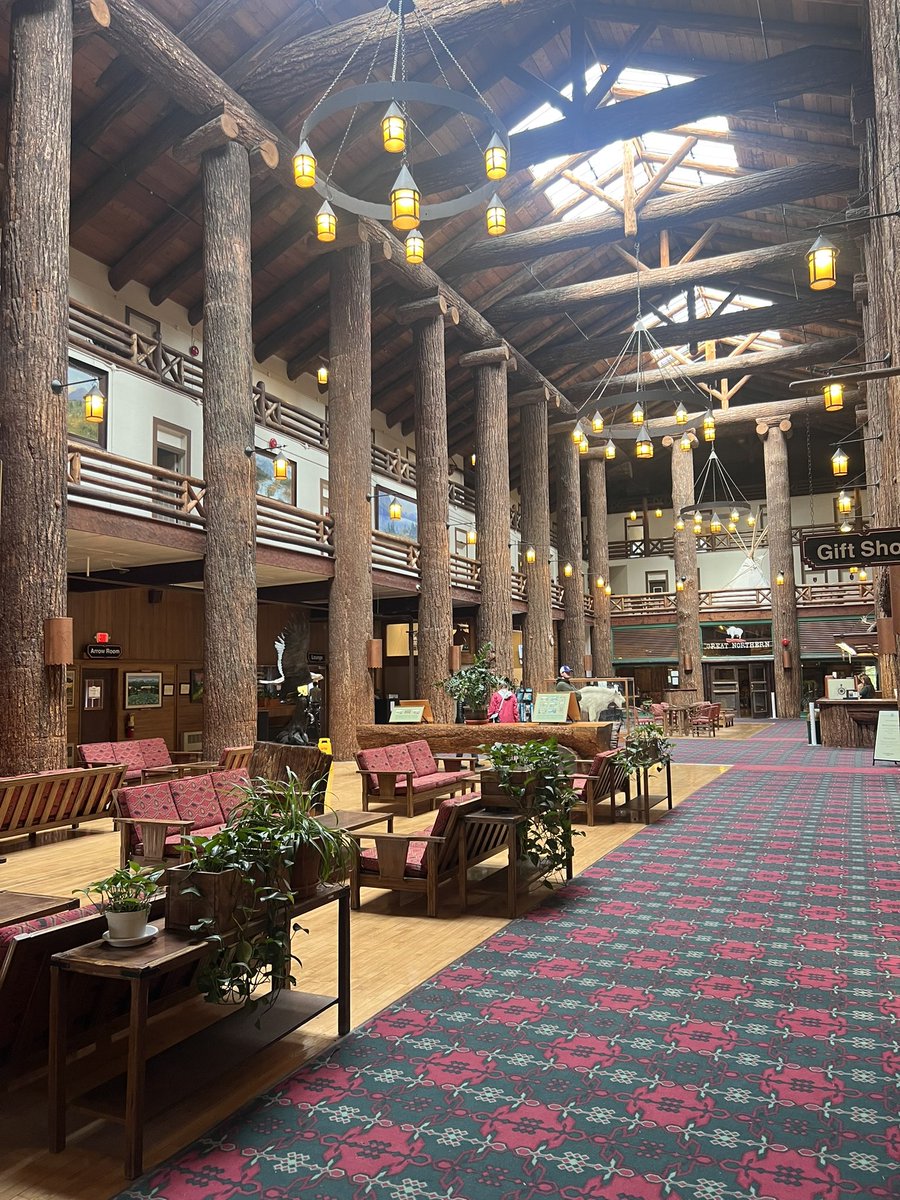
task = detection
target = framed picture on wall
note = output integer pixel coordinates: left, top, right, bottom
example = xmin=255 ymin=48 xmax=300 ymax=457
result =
xmin=124 ymin=672 xmax=163 ymax=709
xmin=189 ymin=669 xmax=205 ymax=703
xmin=179 ymin=682 xmax=191 ymax=696
xmin=374 ymin=485 xmax=418 ymax=540
xmin=66 ymin=669 xmax=76 ymax=709
xmin=163 ymin=683 xmax=175 ymax=697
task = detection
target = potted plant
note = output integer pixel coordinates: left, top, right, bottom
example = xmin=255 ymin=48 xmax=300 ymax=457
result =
xmin=440 ymin=642 xmax=503 ymax=722
xmin=613 ymin=720 xmax=673 ymax=800
xmin=479 ymin=739 xmax=581 ymax=886
xmin=77 ymin=861 xmax=163 ymax=942
xmin=165 ymin=770 xmax=354 ymax=1013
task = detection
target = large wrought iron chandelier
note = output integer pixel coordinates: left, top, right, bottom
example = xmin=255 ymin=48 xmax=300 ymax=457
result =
xmin=292 ymin=0 xmax=511 ymax=263
xmin=681 ymin=446 xmax=765 ymax=555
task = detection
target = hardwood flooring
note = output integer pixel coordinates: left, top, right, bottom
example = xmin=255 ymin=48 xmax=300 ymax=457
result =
xmin=0 ymin=745 xmax=744 ymax=1199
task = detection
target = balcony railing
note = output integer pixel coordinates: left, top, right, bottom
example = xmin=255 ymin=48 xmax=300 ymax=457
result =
xmin=610 ymin=581 xmax=873 ymax=617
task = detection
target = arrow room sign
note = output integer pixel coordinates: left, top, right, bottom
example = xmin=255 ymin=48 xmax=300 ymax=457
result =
xmin=801 ymin=529 xmax=900 ymax=568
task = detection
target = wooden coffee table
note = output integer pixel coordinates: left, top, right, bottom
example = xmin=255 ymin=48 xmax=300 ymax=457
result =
xmin=0 ymin=891 xmax=79 ymax=928
xmin=321 ymin=809 xmax=394 ymax=834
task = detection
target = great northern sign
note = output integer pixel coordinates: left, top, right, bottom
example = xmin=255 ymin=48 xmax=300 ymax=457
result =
xmin=801 ymin=529 xmax=900 ymax=568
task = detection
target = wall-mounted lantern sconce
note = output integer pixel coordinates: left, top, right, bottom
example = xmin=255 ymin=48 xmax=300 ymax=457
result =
xmin=51 ymin=374 xmax=106 ymax=424
xmin=675 ymin=577 xmax=686 ymax=592
xmin=317 ymin=363 xmax=329 ymax=393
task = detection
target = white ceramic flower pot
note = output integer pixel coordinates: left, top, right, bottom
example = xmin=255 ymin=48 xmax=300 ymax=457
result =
xmin=106 ymin=907 xmax=150 ymax=941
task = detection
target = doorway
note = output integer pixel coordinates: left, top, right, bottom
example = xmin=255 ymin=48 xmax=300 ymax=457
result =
xmin=79 ymin=668 xmax=118 ymax=743
xmin=705 ymin=662 xmax=773 ymax=717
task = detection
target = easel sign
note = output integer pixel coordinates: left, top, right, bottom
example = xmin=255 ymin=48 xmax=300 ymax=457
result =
xmin=531 ymin=692 xmax=580 ymax=723
xmin=396 ymin=699 xmax=434 ymax=722
xmin=873 ymin=710 xmax=900 ymax=765
xmin=389 ymin=702 xmax=429 ymax=724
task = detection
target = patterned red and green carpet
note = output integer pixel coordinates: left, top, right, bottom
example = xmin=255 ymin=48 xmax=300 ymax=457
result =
xmin=118 ymin=727 xmax=899 ymax=1200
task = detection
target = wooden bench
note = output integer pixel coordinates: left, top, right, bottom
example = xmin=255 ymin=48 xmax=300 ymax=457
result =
xmin=355 ymin=739 xmax=477 ymax=820
xmin=0 ymin=765 xmax=126 ymax=847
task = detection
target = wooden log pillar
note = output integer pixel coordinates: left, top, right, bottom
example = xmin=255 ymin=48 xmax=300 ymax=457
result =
xmin=519 ymin=403 xmax=555 ymax=689
xmin=328 ymin=244 xmax=374 ymax=758
xmin=0 ymin=0 xmax=73 ymax=773
xmin=201 ymin=141 xmax=257 ymax=759
xmin=759 ymin=421 xmax=801 ymax=717
xmin=400 ymin=296 xmax=454 ymax=722
xmin=554 ymin=435 xmax=586 ymax=672
xmin=667 ymin=435 xmax=704 ymax=700
xmin=585 ymin=458 xmax=613 ymax=676
xmin=468 ymin=348 xmax=514 ymax=678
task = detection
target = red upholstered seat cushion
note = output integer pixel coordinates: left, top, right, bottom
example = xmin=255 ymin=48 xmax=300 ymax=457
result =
xmin=358 ymin=832 xmax=431 ymax=878
xmin=212 ymin=769 xmax=251 ymax=819
xmin=357 ymin=745 xmax=414 ymax=793
xmin=571 ymin=774 xmax=589 ymax=798
xmin=77 ymin=742 xmax=115 ymax=767
xmin=171 ymin=774 xmax=223 ymax=829
xmin=116 ymin=781 xmax=179 ymax=852
xmin=138 ymin=738 xmax=172 ymax=769
xmin=588 ymin=750 xmax=615 ymax=777
xmin=428 ymin=793 xmax=473 ymax=837
xmin=410 ymin=770 xmax=471 ymax=794
xmin=0 ymin=902 xmax=101 ymax=967
xmin=405 ymin=739 xmax=439 ymax=778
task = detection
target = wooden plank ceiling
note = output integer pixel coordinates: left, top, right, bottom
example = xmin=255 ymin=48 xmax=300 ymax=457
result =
xmin=0 ymin=0 xmax=866 ymax=503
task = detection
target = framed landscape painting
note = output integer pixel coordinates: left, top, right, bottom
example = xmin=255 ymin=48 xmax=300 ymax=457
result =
xmin=124 ymin=671 xmax=163 ymax=709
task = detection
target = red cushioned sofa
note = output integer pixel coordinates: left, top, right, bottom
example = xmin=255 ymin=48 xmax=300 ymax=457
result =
xmin=355 ymin=739 xmax=477 ymax=819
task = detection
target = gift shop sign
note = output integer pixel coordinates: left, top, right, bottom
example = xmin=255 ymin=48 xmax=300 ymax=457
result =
xmin=802 ymin=528 xmax=900 ymax=567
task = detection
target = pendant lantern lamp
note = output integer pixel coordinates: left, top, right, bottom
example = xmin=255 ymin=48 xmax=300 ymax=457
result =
xmin=727 ymin=520 xmax=737 ymax=533
xmin=679 ymin=431 xmax=693 ymax=452
xmin=563 ymin=561 xmax=574 ymax=578
xmin=837 ymin=490 xmax=853 ymax=515
xmin=839 ymin=519 xmax=852 ymax=533
xmin=381 ymin=103 xmax=407 ymax=153
xmin=316 ymin=200 xmax=337 ymax=242
xmin=747 ymin=512 xmax=756 ymax=527
xmin=292 ymin=141 xmax=317 ymax=188
xmin=823 ymin=381 xmax=844 ymax=411
xmin=703 ymin=411 xmax=716 ymax=442
xmin=635 ymin=428 xmax=653 ymax=459
xmin=595 ymin=574 xmax=605 ymax=589
xmin=484 ymin=133 xmax=508 ymax=181
xmin=390 ymin=165 xmax=421 ymax=231
xmin=831 ymin=447 xmax=849 ymax=477
xmin=604 ymin=439 xmax=616 ymax=461
xmin=675 ymin=576 xmax=686 ymax=592
xmin=388 ymin=497 xmax=403 ymax=521
xmin=674 ymin=401 xmax=688 ymax=425
xmin=730 ymin=508 xmax=740 ymax=523
xmin=578 ymin=438 xmax=589 ymax=454
xmin=273 ymin=454 xmax=289 ymax=481
xmin=709 ymin=511 xmax=722 ymax=534
xmin=525 ymin=545 xmax=536 ymax=565
xmin=591 ymin=410 xmax=604 ymax=433
xmin=631 ymin=401 xmax=644 ymax=426
xmin=604 ymin=583 xmax=612 ymax=596
xmin=572 ymin=420 xmax=585 ymax=444
xmin=806 ymin=234 xmax=839 ymax=291
xmin=405 ymin=228 xmax=425 ymax=264
xmin=675 ymin=516 xmax=685 ymax=532
xmin=858 ymin=568 xmax=868 ymax=582
xmin=629 ymin=509 xmax=638 ymax=521
xmin=466 ymin=528 xmax=478 ymax=545
xmin=83 ymin=386 xmax=105 ymax=424
xmin=654 ymin=507 xmax=663 ymax=518
xmin=317 ymin=364 xmax=329 ymax=393
xmin=486 ymin=193 xmax=506 ymax=236
xmin=775 ymin=569 xmax=785 ymax=586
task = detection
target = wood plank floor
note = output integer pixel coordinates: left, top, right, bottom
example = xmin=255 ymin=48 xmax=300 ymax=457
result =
xmin=0 ymin=740 xmax=749 ymax=1199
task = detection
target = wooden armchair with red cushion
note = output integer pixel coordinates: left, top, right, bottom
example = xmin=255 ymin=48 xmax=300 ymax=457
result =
xmin=355 ymin=739 xmax=476 ymax=819
xmin=569 ymin=750 xmax=631 ymax=825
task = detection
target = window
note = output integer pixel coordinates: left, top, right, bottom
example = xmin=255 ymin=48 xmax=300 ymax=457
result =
xmin=256 ymin=451 xmax=296 ymax=506
xmin=645 ymin=571 xmax=670 ymax=594
xmin=66 ymin=358 xmax=108 ymax=448
xmin=153 ymin=419 xmax=190 ymax=475
xmin=320 ymin=479 xmax=330 ymax=516
xmin=125 ymin=308 xmax=161 ymax=341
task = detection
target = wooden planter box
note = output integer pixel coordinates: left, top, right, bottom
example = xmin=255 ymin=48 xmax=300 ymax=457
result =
xmin=478 ymin=770 xmax=536 ymax=811
xmin=165 ymin=864 xmax=263 ymax=935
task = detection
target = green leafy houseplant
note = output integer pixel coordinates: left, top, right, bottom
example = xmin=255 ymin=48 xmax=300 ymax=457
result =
xmin=440 ymin=642 xmax=504 ymax=718
xmin=482 ymin=739 xmax=582 ymax=886
xmin=168 ymin=771 xmax=354 ymax=1013
xmin=613 ymin=721 xmax=673 ymax=778
xmin=77 ymin=861 xmax=163 ymax=940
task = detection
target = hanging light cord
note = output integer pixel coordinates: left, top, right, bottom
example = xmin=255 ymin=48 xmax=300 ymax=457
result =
xmin=325 ymin=5 xmax=394 ymax=186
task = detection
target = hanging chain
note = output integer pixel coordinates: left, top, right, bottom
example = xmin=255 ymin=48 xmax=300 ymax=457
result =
xmin=806 ymin=410 xmax=815 ymax=530
xmin=326 ymin=11 xmax=391 ymax=184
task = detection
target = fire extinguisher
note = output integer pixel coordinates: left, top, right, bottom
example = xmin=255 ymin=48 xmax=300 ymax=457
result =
xmin=125 ymin=712 xmax=136 ymax=739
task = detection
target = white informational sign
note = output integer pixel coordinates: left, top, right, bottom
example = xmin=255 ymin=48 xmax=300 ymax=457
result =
xmin=874 ymin=710 xmax=900 ymax=764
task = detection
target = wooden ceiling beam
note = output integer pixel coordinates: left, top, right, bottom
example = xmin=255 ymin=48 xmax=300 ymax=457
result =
xmin=580 ymin=3 xmax=859 ymax=48
xmin=585 ymin=23 xmax=658 ymax=108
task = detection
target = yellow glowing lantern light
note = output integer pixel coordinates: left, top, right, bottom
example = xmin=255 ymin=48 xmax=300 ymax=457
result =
xmin=631 ymin=401 xmax=644 ymax=426
xmin=317 ymin=364 xmax=329 ymax=390
xmin=578 ymin=438 xmax=589 ymax=454
xmin=572 ymin=420 xmax=585 ymax=444
xmin=703 ymin=411 xmax=716 ymax=443
xmin=591 ymin=410 xmax=604 ymax=434
xmin=484 ymin=133 xmax=508 ymax=181
xmin=470 ymin=453 xmax=476 ymax=467
xmin=381 ymin=103 xmax=407 ymax=154
xmin=525 ymin=545 xmax=536 ymax=565
xmin=831 ymin=447 xmax=849 ymax=477
xmin=604 ymin=439 xmax=617 ymax=461
xmin=839 ymin=519 xmax=852 ymax=533
xmin=727 ymin=520 xmax=737 ymax=533
xmin=388 ymin=498 xmax=403 ymax=521
xmin=316 ymin=200 xmax=337 ymax=242
xmin=837 ymin=490 xmax=853 ymax=515
xmin=292 ymin=140 xmax=317 ymax=188
xmin=83 ymin=386 xmax=105 ymax=424
xmin=674 ymin=401 xmax=688 ymax=425
xmin=747 ymin=512 xmax=757 ymax=528
xmin=775 ymin=569 xmax=785 ymax=586
xmin=595 ymin=574 xmax=605 ymax=589
xmin=629 ymin=509 xmax=638 ymax=521
xmin=273 ymin=454 xmax=289 ymax=481
xmin=823 ymin=381 xmax=844 ymax=412
xmin=486 ymin=193 xmax=506 ymax=237
xmin=693 ymin=522 xmax=703 ymax=536
xmin=679 ymin=432 xmax=693 ymax=452
xmin=466 ymin=528 xmax=478 ymax=546
xmin=675 ymin=516 xmax=685 ymax=532
xmin=405 ymin=228 xmax=425 ymax=264
xmin=709 ymin=512 xmax=722 ymax=534
xmin=848 ymin=565 xmax=858 ymax=577
xmin=806 ymin=234 xmax=839 ymax=291
xmin=654 ymin=507 xmax=663 ymax=518
xmin=563 ymin=561 xmax=574 ymax=578
xmin=858 ymin=568 xmax=869 ymax=582
xmin=635 ymin=429 xmax=653 ymax=459
xmin=604 ymin=583 xmax=612 ymax=596
xmin=390 ymin=164 xmax=421 ymax=231
xmin=676 ymin=577 xmax=686 ymax=592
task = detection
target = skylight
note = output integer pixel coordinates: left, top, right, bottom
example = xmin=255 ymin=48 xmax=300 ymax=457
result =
xmin=642 ymin=287 xmax=784 ymax=372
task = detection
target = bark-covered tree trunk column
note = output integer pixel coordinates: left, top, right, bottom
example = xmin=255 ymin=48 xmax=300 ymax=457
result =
xmin=0 ymin=0 xmax=73 ymax=774
xmin=201 ymin=142 xmax=257 ymax=759
xmin=667 ymin=436 xmax=705 ymax=701
xmin=554 ymin=435 xmax=586 ymax=672
xmin=328 ymin=244 xmax=374 ymax=758
xmin=520 ymin=402 xmax=555 ymax=689
xmin=406 ymin=302 xmax=453 ymax=722
xmin=759 ymin=421 xmax=801 ymax=717
xmin=470 ymin=353 xmax=514 ymax=678
xmin=585 ymin=458 xmax=613 ymax=676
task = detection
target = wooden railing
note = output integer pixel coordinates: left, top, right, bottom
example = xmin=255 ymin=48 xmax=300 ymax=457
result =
xmin=67 ymin=443 xmax=207 ymax=527
xmin=610 ymin=581 xmax=873 ymax=617
xmin=607 ymin=523 xmax=867 ymax=562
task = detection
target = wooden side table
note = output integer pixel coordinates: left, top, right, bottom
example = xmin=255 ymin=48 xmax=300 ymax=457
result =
xmin=623 ymin=760 xmax=673 ymax=824
xmin=458 ymin=811 xmax=573 ymax=918
xmin=49 ymin=883 xmax=350 ymax=1180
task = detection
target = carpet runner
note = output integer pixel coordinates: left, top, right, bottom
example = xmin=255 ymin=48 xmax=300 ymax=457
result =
xmin=117 ymin=755 xmax=899 ymax=1200
xmin=670 ymin=737 xmax=872 ymax=770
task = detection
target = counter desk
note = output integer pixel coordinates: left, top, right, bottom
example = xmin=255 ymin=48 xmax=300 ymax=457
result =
xmin=816 ymin=697 xmax=896 ymax=748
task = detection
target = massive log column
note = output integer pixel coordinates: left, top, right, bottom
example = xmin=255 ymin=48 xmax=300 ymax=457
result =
xmin=585 ymin=459 xmax=613 ymax=677
xmin=667 ymin=436 xmax=704 ymax=701
xmin=520 ymin=403 xmax=555 ymax=689
xmin=328 ymin=244 xmax=374 ymax=758
xmin=401 ymin=296 xmax=454 ymax=722
xmin=0 ymin=0 xmax=72 ymax=773
xmin=555 ymin=436 xmax=586 ymax=672
xmin=201 ymin=141 xmax=257 ymax=758
xmin=759 ymin=421 xmax=801 ymax=717
xmin=468 ymin=349 xmax=514 ymax=678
